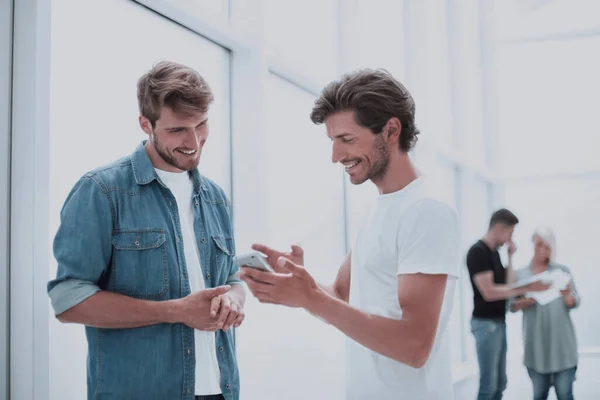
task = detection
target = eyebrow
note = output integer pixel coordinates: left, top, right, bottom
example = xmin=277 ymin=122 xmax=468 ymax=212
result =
xmin=330 ymin=132 xmax=353 ymax=139
xmin=166 ymin=118 xmax=208 ymax=131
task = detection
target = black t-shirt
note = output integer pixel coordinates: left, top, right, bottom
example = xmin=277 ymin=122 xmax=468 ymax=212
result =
xmin=466 ymin=240 xmax=507 ymax=320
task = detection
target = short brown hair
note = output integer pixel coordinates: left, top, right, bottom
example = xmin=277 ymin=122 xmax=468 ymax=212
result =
xmin=137 ymin=60 xmax=214 ymax=127
xmin=489 ymin=208 xmax=519 ymax=229
xmin=310 ymin=69 xmax=420 ymax=152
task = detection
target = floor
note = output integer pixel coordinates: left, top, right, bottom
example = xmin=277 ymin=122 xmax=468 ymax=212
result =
xmin=454 ymin=354 xmax=600 ymax=399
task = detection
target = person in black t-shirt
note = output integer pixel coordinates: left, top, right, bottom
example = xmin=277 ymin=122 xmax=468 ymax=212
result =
xmin=466 ymin=209 xmax=550 ymax=400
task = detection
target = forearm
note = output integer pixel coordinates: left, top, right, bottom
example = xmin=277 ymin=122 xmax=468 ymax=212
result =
xmin=484 ymin=284 xmax=528 ymax=301
xmin=510 ymin=297 xmax=535 ymax=312
xmin=318 ymin=282 xmax=347 ymax=302
xmin=306 ymin=289 xmax=427 ymax=368
xmin=57 ymin=291 xmax=178 ymax=328
xmin=506 ymin=264 xmax=516 ymax=285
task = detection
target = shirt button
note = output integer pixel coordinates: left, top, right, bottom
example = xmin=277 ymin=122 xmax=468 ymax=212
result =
xmin=207 ymin=273 xmax=211 ymax=279
xmin=187 ymin=349 xmax=191 ymax=355
xmin=169 ymin=201 xmax=173 ymax=206
xmin=219 ymin=346 xmax=223 ymax=352
xmin=226 ymin=384 xmax=230 ymax=389
xmin=201 ymin=237 xmax=206 ymax=243
xmin=176 ymin=236 xmax=180 ymax=243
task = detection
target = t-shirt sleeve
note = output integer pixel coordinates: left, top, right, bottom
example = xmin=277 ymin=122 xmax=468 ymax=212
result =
xmin=466 ymin=245 xmax=493 ymax=277
xmin=396 ymin=199 xmax=459 ymax=278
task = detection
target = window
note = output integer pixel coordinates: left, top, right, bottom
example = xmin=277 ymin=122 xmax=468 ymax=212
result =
xmin=496 ymin=37 xmax=600 ymax=177
xmin=237 ymin=74 xmax=347 ymax=400
xmin=340 ymin=0 xmax=406 ymax=80
xmin=407 ymin=0 xmax=454 ymax=150
xmin=460 ymin=172 xmax=493 ymax=362
xmin=452 ymin=0 xmax=487 ymax=167
xmin=264 ymin=0 xmax=339 ymax=85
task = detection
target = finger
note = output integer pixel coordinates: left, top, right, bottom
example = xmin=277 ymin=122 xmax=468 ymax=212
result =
xmin=233 ymin=312 xmax=245 ymax=328
xmin=202 ymin=285 xmax=231 ymax=299
xmin=217 ymin=296 xmax=231 ymax=328
xmin=223 ymin=304 xmax=239 ymax=331
xmin=277 ymin=256 xmax=305 ymax=276
xmin=290 ymin=244 xmax=304 ymax=258
xmin=239 ymin=266 xmax=280 ymax=284
xmin=242 ymin=276 xmax=275 ymax=297
xmin=256 ymin=292 xmax=276 ymax=304
xmin=210 ymin=295 xmax=222 ymax=317
xmin=251 ymin=243 xmax=281 ymax=259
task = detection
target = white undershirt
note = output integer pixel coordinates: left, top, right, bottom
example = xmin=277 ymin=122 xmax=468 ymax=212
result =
xmin=155 ymin=169 xmax=221 ymax=396
xmin=347 ymin=178 xmax=459 ymax=400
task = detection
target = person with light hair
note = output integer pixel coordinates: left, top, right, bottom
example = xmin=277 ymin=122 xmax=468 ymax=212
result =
xmin=510 ymin=227 xmax=581 ymax=400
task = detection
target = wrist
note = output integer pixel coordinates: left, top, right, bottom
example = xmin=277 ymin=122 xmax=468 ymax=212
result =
xmin=161 ymin=299 xmax=183 ymax=324
xmin=305 ymin=286 xmax=329 ymax=315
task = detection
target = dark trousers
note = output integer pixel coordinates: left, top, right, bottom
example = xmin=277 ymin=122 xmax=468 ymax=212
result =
xmin=195 ymin=395 xmax=224 ymax=400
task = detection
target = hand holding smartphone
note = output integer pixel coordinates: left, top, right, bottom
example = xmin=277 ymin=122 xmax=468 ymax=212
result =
xmin=233 ymin=251 xmax=274 ymax=272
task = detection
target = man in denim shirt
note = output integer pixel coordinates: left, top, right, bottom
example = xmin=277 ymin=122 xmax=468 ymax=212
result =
xmin=47 ymin=61 xmax=245 ymax=400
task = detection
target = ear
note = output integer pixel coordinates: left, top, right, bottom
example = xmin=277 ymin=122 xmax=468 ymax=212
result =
xmin=383 ymin=117 xmax=402 ymax=144
xmin=139 ymin=116 xmax=152 ymax=135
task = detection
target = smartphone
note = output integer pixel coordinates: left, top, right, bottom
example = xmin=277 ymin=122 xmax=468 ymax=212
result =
xmin=233 ymin=251 xmax=274 ymax=272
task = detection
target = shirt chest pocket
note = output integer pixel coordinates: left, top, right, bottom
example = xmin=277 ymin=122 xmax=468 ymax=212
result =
xmin=111 ymin=230 xmax=169 ymax=299
xmin=212 ymin=235 xmax=234 ymax=272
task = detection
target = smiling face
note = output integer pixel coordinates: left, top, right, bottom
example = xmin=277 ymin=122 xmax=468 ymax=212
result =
xmin=140 ymin=106 xmax=209 ymax=172
xmin=325 ymin=111 xmax=391 ymax=185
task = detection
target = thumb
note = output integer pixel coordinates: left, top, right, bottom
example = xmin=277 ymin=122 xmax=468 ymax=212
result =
xmin=290 ymin=244 xmax=304 ymax=258
xmin=278 ymin=256 xmax=303 ymax=276
xmin=202 ymin=285 xmax=231 ymax=299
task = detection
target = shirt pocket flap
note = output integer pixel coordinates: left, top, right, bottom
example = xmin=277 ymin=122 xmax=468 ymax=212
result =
xmin=112 ymin=231 xmax=166 ymax=250
xmin=212 ymin=235 xmax=234 ymax=256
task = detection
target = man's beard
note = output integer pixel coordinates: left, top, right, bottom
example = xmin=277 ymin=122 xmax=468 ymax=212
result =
xmin=152 ymin=134 xmax=198 ymax=171
xmin=364 ymin=134 xmax=390 ymax=183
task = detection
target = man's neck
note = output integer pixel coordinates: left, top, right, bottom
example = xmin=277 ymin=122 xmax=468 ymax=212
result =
xmin=372 ymin=151 xmax=419 ymax=195
xmin=481 ymin=234 xmax=498 ymax=251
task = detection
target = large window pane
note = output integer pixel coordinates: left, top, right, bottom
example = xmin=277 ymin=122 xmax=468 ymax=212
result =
xmin=238 ymin=74 xmax=346 ymax=400
xmin=407 ymin=0 xmax=454 ymax=150
xmin=264 ymin=0 xmax=339 ymax=85
xmin=460 ymin=173 xmax=493 ymax=362
xmin=496 ymin=37 xmax=600 ymax=176
xmin=453 ymin=0 xmax=486 ymax=167
xmin=340 ymin=0 xmax=406 ymax=80
xmin=50 ymin=1 xmax=231 ymax=399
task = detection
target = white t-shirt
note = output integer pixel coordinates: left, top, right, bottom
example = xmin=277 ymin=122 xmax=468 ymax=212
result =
xmin=155 ymin=169 xmax=222 ymax=396
xmin=346 ymin=177 xmax=459 ymax=400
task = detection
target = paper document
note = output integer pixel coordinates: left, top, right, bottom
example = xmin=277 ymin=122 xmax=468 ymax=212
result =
xmin=525 ymin=269 xmax=571 ymax=306
xmin=509 ymin=271 xmax=551 ymax=289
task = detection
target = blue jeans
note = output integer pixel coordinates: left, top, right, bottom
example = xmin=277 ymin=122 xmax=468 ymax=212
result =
xmin=527 ymin=367 xmax=577 ymax=400
xmin=471 ymin=318 xmax=507 ymax=400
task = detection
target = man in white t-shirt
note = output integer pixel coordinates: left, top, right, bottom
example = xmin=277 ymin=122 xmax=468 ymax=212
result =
xmin=239 ymin=69 xmax=459 ymax=399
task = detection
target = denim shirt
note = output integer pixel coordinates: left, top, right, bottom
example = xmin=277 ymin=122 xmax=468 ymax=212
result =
xmin=47 ymin=141 xmax=241 ymax=400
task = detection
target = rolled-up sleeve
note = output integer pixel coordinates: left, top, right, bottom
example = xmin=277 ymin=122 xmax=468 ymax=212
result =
xmin=48 ymin=175 xmax=113 ymax=315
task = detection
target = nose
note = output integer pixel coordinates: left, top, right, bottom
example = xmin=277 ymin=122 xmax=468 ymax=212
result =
xmin=331 ymin=142 xmax=344 ymax=164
